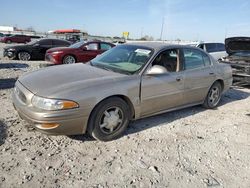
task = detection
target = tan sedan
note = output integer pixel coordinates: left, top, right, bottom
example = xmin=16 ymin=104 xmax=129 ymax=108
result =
xmin=12 ymin=43 xmax=232 ymax=141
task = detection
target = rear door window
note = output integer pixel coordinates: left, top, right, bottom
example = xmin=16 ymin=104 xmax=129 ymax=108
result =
xmin=183 ymin=49 xmax=205 ymax=70
xmin=205 ymin=43 xmax=217 ymax=53
xmin=39 ymin=39 xmax=53 ymax=47
xmin=52 ymin=40 xmax=69 ymax=46
xmin=216 ymin=43 xmax=225 ymax=51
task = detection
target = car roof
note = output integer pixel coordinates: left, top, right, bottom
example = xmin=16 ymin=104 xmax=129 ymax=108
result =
xmin=39 ymin=38 xmax=70 ymax=42
xmin=125 ymin=42 xmax=196 ymax=51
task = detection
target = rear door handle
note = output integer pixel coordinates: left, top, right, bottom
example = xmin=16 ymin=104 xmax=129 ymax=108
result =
xmin=209 ymin=72 xmax=215 ymax=75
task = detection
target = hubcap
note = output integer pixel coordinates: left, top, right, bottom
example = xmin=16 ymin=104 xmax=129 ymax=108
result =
xmin=99 ymin=107 xmax=123 ymax=134
xmin=64 ymin=56 xmax=75 ymax=64
xmin=19 ymin=52 xmax=30 ymax=61
xmin=208 ymin=86 xmax=220 ymax=106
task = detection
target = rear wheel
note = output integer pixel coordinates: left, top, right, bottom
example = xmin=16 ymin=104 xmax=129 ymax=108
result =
xmin=18 ymin=51 xmax=31 ymax=61
xmin=203 ymin=82 xmax=222 ymax=109
xmin=87 ymin=97 xmax=130 ymax=141
xmin=63 ymin=55 xmax=76 ymax=64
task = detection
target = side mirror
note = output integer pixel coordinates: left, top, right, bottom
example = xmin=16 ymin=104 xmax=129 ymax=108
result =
xmin=82 ymin=46 xmax=87 ymax=51
xmin=146 ymin=65 xmax=168 ymax=75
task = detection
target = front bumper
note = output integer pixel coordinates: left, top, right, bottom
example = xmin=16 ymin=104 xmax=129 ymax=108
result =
xmin=45 ymin=54 xmax=62 ymax=65
xmin=12 ymin=81 xmax=89 ymax=135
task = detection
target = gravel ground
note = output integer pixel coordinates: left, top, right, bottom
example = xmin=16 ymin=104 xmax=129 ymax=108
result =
xmin=0 ymin=43 xmax=250 ymax=188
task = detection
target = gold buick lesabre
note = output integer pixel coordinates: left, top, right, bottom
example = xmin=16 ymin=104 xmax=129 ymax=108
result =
xmin=12 ymin=43 xmax=232 ymax=141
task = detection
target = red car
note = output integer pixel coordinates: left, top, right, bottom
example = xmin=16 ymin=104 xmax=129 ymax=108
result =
xmin=45 ymin=41 xmax=115 ymax=64
xmin=0 ymin=34 xmax=31 ymax=43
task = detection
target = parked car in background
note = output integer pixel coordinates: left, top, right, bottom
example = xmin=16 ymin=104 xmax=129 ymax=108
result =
xmin=13 ymin=43 xmax=232 ymax=141
xmin=65 ymin=34 xmax=81 ymax=44
xmin=45 ymin=41 xmax=115 ymax=64
xmin=3 ymin=38 xmax=71 ymax=61
xmin=0 ymin=32 xmax=4 ymax=38
xmin=196 ymin=42 xmax=227 ymax=60
xmin=0 ymin=34 xmax=31 ymax=44
xmin=220 ymin=37 xmax=250 ymax=85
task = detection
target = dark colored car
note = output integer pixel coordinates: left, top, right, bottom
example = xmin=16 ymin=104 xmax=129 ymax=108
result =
xmin=3 ymin=39 xmax=71 ymax=61
xmin=220 ymin=37 xmax=250 ymax=85
xmin=0 ymin=34 xmax=31 ymax=44
xmin=45 ymin=41 xmax=115 ymax=64
xmin=0 ymin=33 xmax=4 ymax=37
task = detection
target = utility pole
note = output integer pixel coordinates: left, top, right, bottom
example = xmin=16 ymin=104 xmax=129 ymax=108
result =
xmin=224 ymin=27 xmax=228 ymax=38
xmin=141 ymin=27 xmax=143 ymax=39
xmin=160 ymin=17 xmax=165 ymax=41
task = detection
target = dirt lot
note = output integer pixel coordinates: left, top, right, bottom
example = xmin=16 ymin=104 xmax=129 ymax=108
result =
xmin=0 ymin=43 xmax=250 ymax=188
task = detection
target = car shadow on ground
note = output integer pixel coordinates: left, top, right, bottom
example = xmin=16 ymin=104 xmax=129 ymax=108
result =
xmin=126 ymin=87 xmax=250 ymax=136
xmin=68 ymin=134 xmax=95 ymax=142
xmin=69 ymin=87 xmax=250 ymax=142
xmin=0 ymin=120 xmax=7 ymax=146
xmin=220 ymin=87 xmax=250 ymax=106
xmin=0 ymin=62 xmax=29 ymax=69
xmin=0 ymin=78 xmax=17 ymax=89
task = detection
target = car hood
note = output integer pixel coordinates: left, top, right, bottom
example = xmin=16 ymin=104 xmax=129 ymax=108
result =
xmin=225 ymin=37 xmax=250 ymax=55
xmin=18 ymin=64 xmax=126 ymax=97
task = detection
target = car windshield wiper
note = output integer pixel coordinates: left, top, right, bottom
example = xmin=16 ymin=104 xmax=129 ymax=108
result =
xmin=92 ymin=63 xmax=132 ymax=75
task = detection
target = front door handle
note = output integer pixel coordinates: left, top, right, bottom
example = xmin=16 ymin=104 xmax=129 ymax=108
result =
xmin=209 ymin=72 xmax=215 ymax=75
xmin=176 ymin=76 xmax=183 ymax=81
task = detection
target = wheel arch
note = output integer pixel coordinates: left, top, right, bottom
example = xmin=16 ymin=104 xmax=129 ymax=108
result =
xmin=17 ymin=50 xmax=32 ymax=60
xmin=214 ymin=79 xmax=224 ymax=91
xmin=62 ymin=54 xmax=77 ymax=62
xmin=86 ymin=95 xmax=135 ymax=131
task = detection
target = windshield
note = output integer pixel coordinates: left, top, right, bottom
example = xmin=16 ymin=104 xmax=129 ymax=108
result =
xmin=91 ymin=45 xmax=153 ymax=75
xmin=69 ymin=41 xmax=86 ymax=48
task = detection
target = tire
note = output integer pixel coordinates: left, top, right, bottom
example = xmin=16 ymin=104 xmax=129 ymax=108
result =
xmin=63 ymin=55 xmax=76 ymax=64
xmin=203 ymin=82 xmax=222 ymax=109
xmin=18 ymin=51 xmax=31 ymax=61
xmin=87 ymin=97 xmax=130 ymax=141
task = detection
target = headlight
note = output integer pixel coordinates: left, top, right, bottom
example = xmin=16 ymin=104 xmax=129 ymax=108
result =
xmin=32 ymin=95 xmax=79 ymax=111
xmin=7 ymin=48 xmax=16 ymax=51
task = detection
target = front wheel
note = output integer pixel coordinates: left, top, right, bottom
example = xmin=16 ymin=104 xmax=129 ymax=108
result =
xmin=18 ymin=51 xmax=31 ymax=61
xmin=63 ymin=55 xmax=76 ymax=64
xmin=87 ymin=97 xmax=130 ymax=141
xmin=203 ymin=82 xmax=222 ymax=109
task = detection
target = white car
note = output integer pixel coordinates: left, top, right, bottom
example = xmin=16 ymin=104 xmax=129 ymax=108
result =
xmin=196 ymin=42 xmax=227 ymax=60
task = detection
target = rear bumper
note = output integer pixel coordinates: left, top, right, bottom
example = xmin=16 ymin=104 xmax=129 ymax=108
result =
xmin=223 ymin=77 xmax=233 ymax=93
